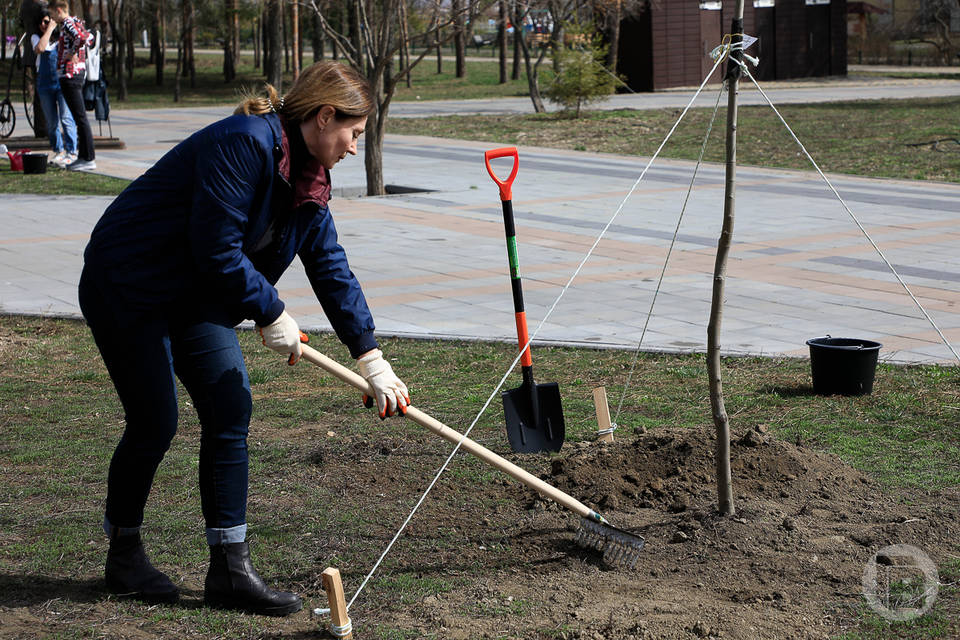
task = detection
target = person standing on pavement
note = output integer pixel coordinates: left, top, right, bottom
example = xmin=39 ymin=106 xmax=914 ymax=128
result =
xmin=78 ymin=61 xmax=409 ymax=616
xmin=49 ymin=0 xmax=95 ymax=171
xmin=32 ymin=10 xmax=78 ymax=168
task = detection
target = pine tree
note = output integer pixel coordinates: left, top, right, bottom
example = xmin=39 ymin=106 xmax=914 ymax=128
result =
xmin=544 ymin=24 xmax=618 ymax=118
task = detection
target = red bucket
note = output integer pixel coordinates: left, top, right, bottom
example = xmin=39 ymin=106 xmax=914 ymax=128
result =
xmin=6 ymin=149 xmax=31 ymax=172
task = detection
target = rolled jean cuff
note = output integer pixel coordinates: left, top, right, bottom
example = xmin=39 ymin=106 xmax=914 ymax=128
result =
xmin=103 ymin=516 xmax=140 ymax=539
xmin=206 ymin=524 xmax=247 ymax=546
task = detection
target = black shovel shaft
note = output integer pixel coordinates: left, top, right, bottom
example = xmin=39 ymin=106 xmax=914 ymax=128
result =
xmin=500 ymin=198 xmax=534 ymax=369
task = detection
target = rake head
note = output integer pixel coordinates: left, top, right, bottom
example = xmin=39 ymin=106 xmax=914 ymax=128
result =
xmin=575 ymin=517 xmax=645 ymax=570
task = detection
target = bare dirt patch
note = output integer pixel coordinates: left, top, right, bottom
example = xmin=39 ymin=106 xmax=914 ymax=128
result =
xmin=1 ymin=424 xmax=956 ymax=639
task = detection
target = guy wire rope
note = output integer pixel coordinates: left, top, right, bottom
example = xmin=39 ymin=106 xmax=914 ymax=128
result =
xmin=612 ymin=83 xmax=727 ymax=429
xmin=343 ymin=50 xmax=730 ymax=614
xmin=730 ymin=60 xmax=960 ymax=364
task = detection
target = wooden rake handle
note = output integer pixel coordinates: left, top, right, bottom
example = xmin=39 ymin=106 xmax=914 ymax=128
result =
xmin=299 ymin=343 xmax=595 ymax=520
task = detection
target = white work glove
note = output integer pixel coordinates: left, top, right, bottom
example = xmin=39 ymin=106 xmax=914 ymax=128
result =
xmin=357 ymin=349 xmax=410 ymax=419
xmin=257 ymin=310 xmax=306 ymax=365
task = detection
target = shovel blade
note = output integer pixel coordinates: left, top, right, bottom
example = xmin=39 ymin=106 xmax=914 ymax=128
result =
xmin=502 ymin=382 xmax=565 ymax=453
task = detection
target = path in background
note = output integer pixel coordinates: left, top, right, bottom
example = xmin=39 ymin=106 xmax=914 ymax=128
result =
xmin=3 ymin=135 xmax=959 ymax=364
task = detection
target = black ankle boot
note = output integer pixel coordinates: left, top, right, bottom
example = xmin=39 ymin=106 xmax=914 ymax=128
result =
xmin=204 ymin=542 xmax=302 ymax=616
xmin=104 ymin=532 xmax=179 ymax=604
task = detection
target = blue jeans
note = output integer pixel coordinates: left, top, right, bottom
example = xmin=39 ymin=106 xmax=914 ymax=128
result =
xmin=79 ymin=268 xmax=251 ymax=545
xmin=37 ymin=84 xmax=77 ymax=155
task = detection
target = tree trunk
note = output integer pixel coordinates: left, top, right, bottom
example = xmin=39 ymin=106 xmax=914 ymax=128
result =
xmin=350 ymin=0 xmax=364 ymax=74
xmin=311 ymin=11 xmax=323 ymax=62
xmin=266 ymin=0 xmax=282 ymax=90
xmin=605 ymin=0 xmax=621 ymax=73
xmin=174 ymin=15 xmax=182 ymax=102
xmin=110 ymin=0 xmax=128 ymax=99
xmin=511 ymin=1 xmax=520 ymax=80
xmin=81 ymin=0 xmax=94 ymax=28
xmin=498 ymin=0 xmax=507 ymax=83
xmin=399 ymin=0 xmax=412 ymax=88
xmin=183 ymin=0 xmax=195 ymax=88
xmin=453 ymin=0 xmax=465 ymax=77
xmin=223 ymin=0 xmax=236 ymax=82
xmin=282 ymin=0 xmax=289 ymax=72
xmin=291 ymin=0 xmax=300 ymax=80
xmin=1 ymin=2 xmax=6 ymax=62
xmin=254 ymin=15 xmax=260 ymax=69
xmin=707 ymin=2 xmax=745 ymax=518
xmin=125 ymin=1 xmax=134 ymax=82
xmin=155 ymin=0 xmax=165 ymax=86
xmin=108 ymin=0 xmax=117 ymax=79
xmin=232 ymin=0 xmax=240 ymax=67
xmin=511 ymin=5 xmax=546 ymax=112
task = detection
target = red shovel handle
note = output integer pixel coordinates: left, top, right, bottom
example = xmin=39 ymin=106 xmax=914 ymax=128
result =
xmin=484 ymin=147 xmax=519 ymax=201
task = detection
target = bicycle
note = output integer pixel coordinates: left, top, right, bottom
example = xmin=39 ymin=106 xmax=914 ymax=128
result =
xmin=1 ymin=33 xmax=37 ymax=139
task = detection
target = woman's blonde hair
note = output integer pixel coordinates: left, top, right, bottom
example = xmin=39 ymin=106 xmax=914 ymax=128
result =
xmin=235 ymin=61 xmax=374 ymax=123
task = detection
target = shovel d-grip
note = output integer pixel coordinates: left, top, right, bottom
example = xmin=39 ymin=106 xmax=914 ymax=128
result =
xmin=484 ymin=147 xmax=565 ymax=454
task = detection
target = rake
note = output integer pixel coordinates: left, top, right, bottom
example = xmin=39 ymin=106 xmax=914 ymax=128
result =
xmin=299 ymin=343 xmax=645 ymax=568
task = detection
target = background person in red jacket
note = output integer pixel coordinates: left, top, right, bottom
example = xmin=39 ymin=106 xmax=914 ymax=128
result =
xmin=49 ymin=0 xmax=95 ymax=171
xmin=79 ymin=61 xmax=409 ymax=616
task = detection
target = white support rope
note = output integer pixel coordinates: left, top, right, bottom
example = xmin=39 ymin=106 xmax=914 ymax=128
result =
xmin=735 ymin=63 xmax=960 ymax=364
xmin=612 ymin=82 xmax=727 ymax=428
xmin=345 ymin=49 xmax=728 ymax=614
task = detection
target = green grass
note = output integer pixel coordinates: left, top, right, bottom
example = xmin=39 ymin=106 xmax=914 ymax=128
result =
xmin=387 ymin=97 xmax=960 ymax=183
xmin=833 ymin=558 xmax=959 ymax=639
xmin=391 ymin=56 xmax=551 ymax=102
xmin=0 ymin=161 xmax=132 ymax=195
xmin=0 ymin=315 xmax=957 ymax=636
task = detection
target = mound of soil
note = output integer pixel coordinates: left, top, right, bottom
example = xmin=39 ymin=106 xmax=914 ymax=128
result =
xmin=381 ymin=427 xmax=959 ymax=639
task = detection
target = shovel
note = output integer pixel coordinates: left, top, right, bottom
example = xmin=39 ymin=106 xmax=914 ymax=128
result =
xmin=484 ymin=147 xmax=565 ymax=453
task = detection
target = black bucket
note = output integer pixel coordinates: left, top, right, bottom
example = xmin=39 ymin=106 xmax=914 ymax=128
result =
xmin=806 ymin=336 xmax=882 ymax=396
xmin=23 ymin=153 xmax=48 ymax=175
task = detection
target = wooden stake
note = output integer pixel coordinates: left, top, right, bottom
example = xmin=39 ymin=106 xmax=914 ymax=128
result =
xmin=321 ymin=567 xmax=353 ymax=639
xmin=593 ymin=386 xmax=615 ymax=443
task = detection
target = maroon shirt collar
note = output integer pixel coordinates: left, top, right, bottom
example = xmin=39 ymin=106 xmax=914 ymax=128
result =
xmin=278 ymin=116 xmax=332 ymax=209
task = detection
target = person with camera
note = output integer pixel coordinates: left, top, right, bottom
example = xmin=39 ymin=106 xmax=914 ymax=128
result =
xmin=32 ymin=9 xmax=78 ymax=168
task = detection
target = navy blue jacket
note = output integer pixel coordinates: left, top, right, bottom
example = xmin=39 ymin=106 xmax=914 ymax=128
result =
xmin=82 ymin=112 xmax=377 ymax=358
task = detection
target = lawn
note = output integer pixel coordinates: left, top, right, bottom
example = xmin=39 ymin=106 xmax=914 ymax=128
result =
xmin=0 ymin=316 xmax=957 ymax=638
xmin=387 ymin=97 xmax=960 ymax=183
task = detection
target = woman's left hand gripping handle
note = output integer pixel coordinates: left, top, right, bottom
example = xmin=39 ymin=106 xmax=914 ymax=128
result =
xmin=257 ymin=311 xmax=309 ymax=365
xmin=357 ymin=349 xmax=410 ymax=419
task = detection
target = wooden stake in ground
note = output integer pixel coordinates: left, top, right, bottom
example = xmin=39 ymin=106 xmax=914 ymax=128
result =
xmin=707 ymin=0 xmax=746 ymax=517
xmin=321 ymin=567 xmax=353 ymax=639
xmin=592 ymin=386 xmax=615 ymax=443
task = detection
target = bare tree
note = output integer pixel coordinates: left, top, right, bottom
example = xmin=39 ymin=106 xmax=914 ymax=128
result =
xmin=707 ymin=0 xmax=746 ymax=518
xmin=152 ymin=0 xmax=166 ymax=86
xmin=107 ymin=0 xmax=128 ymax=99
xmin=224 ymin=0 xmax=238 ymax=82
xmin=510 ymin=0 xmax=577 ymax=113
xmin=266 ymin=0 xmax=282 ymax=89
xmin=453 ymin=0 xmax=466 ymax=77
xmin=309 ymin=0 xmax=489 ymax=196
xmin=498 ymin=0 xmax=507 ymax=83
xmin=183 ymin=0 xmax=196 ymax=88
xmin=903 ymin=0 xmax=960 ymax=64
xmin=292 ymin=0 xmax=301 ymax=80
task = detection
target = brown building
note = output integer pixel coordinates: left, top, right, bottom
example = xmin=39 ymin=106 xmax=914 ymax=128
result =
xmin=617 ymin=0 xmax=848 ymax=91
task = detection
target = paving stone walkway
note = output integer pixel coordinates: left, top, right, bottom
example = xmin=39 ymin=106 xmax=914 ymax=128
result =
xmin=2 ymin=81 xmax=959 ymax=365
